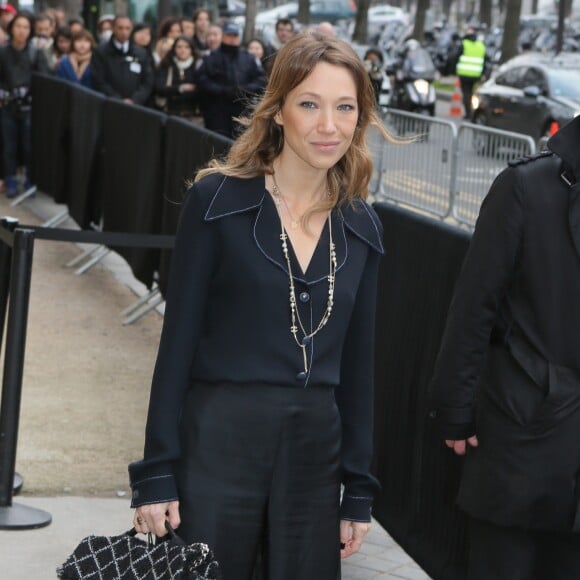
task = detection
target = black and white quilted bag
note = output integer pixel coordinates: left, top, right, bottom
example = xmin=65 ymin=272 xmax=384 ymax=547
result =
xmin=57 ymin=523 xmax=221 ymax=580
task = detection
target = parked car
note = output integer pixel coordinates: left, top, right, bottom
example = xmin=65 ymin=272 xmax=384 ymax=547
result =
xmin=351 ymin=4 xmax=408 ymax=44
xmin=308 ymin=0 xmax=356 ymax=23
xmin=235 ymin=0 xmax=355 ymax=30
xmin=132 ymin=0 xmax=245 ymax=19
xmin=219 ymin=0 xmax=246 ymax=17
xmin=377 ymin=17 xmax=414 ymax=59
xmin=471 ymin=53 xmax=580 ymax=145
xmin=253 ymin=1 xmax=297 ymax=25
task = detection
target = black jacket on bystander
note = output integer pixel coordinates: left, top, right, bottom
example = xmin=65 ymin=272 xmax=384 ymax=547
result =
xmin=194 ymin=44 xmax=266 ymax=138
xmin=429 ymin=115 xmax=580 ymax=532
xmin=91 ymin=37 xmax=154 ymax=106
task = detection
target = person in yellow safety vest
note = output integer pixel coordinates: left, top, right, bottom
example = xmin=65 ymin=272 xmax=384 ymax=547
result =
xmin=454 ymin=26 xmax=487 ymax=120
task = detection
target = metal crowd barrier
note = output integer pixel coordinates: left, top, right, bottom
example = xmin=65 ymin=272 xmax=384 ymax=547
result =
xmin=371 ymin=109 xmax=537 ymax=229
xmin=374 ymin=110 xmax=458 ymax=219
xmin=451 ymin=122 xmax=536 ymax=226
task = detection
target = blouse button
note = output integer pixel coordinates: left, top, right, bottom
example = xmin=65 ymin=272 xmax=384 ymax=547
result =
xmin=296 ymin=371 xmax=307 ymax=381
xmin=299 ymin=292 xmax=310 ymax=303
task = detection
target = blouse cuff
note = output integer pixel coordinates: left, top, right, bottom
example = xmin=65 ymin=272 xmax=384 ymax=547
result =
xmin=340 ymin=494 xmax=373 ymax=522
xmin=129 ymin=461 xmax=178 ymax=508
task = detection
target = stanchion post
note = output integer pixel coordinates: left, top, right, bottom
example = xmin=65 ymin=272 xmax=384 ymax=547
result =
xmin=0 ymin=228 xmax=51 ymax=529
xmin=0 ymin=217 xmax=19 ymax=353
xmin=0 ymin=218 xmax=25 ymax=498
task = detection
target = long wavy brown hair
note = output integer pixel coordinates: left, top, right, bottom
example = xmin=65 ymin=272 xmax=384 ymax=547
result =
xmin=196 ymin=32 xmax=393 ymax=220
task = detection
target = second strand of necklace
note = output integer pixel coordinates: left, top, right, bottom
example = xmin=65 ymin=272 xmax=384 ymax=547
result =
xmin=272 ymin=180 xmax=337 ymax=374
xmin=271 ymin=172 xmax=328 ymax=230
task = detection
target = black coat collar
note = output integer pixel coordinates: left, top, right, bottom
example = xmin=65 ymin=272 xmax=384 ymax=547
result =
xmin=548 ymin=115 xmax=580 ymax=183
xmin=106 ymin=37 xmax=139 ymax=58
xmin=548 ymin=116 xmax=580 ymax=261
xmin=203 ymin=174 xmax=384 ymax=285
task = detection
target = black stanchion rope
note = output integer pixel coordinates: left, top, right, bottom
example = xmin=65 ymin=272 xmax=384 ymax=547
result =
xmin=1 ymin=224 xmax=174 ymax=249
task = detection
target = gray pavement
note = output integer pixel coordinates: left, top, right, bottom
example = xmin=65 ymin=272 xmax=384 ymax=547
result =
xmin=1 ymin=497 xmax=430 ymax=580
xmin=0 ymin=193 xmax=430 ymax=579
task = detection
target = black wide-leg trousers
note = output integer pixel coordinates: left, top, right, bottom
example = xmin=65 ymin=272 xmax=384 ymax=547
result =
xmin=176 ymin=382 xmax=342 ymax=580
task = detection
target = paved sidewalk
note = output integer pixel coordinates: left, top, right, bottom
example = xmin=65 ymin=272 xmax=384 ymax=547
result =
xmin=0 ymin=192 xmax=430 ymax=579
xmin=0 ymin=497 xmax=430 ymax=580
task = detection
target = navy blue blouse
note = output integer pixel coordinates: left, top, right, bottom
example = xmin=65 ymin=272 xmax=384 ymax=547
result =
xmin=129 ymin=173 xmax=384 ymax=522
xmin=55 ymin=55 xmax=93 ymax=89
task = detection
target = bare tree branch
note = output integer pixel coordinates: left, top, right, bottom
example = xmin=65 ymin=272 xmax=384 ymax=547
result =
xmin=243 ymin=0 xmax=258 ymax=44
xmin=479 ymin=0 xmax=493 ymax=27
xmin=412 ymin=0 xmax=430 ymax=42
xmin=298 ymin=0 xmax=310 ymax=26
xmin=352 ymin=0 xmax=370 ymax=44
xmin=500 ymin=0 xmax=522 ymax=63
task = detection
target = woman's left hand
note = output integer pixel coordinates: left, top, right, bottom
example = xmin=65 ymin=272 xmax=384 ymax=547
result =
xmin=340 ymin=519 xmax=371 ymax=559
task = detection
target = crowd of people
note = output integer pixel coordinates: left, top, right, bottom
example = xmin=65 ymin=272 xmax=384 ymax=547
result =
xmin=0 ymin=1 xmax=350 ymax=199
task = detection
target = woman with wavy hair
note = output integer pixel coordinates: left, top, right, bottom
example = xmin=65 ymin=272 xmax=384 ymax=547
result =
xmin=130 ymin=32 xmax=392 ymax=579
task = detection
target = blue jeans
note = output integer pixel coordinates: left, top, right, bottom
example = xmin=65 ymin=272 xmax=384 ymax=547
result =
xmin=1 ymin=104 xmax=31 ymax=180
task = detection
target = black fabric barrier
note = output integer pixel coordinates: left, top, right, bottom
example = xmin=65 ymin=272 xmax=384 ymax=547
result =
xmin=371 ymin=202 xmax=471 ymax=580
xmin=30 ymin=74 xmax=71 ymax=203
xmin=158 ymin=119 xmax=232 ymax=296
xmin=101 ymin=100 xmax=167 ymax=288
xmin=68 ymin=85 xmax=106 ymax=229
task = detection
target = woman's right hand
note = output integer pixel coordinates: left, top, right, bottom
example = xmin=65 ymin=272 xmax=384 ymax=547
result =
xmin=133 ymin=500 xmax=180 ymax=537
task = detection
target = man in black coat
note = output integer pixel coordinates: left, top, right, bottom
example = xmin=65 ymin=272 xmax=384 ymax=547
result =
xmin=194 ymin=21 xmax=266 ymax=139
xmin=91 ymin=16 xmax=153 ymax=106
xmin=429 ymin=116 xmax=580 ymax=579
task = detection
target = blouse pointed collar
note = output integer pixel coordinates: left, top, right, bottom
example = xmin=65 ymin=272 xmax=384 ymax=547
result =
xmin=203 ymin=174 xmax=384 ymax=255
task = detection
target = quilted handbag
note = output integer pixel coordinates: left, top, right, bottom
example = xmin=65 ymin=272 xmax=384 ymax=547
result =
xmin=56 ymin=522 xmax=221 ymax=579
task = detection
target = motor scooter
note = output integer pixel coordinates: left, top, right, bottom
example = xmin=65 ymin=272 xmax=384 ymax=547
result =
xmin=387 ymin=44 xmax=437 ymax=116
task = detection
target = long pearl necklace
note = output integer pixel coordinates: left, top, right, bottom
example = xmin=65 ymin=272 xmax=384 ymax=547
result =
xmin=270 ymin=176 xmax=337 ymax=377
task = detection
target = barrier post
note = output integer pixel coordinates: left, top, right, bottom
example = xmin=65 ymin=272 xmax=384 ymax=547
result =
xmin=0 ymin=218 xmax=18 ymax=352
xmin=0 ymin=218 xmax=24 ymax=495
xmin=448 ymin=130 xmax=460 ymax=222
xmin=0 ymin=228 xmax=51 ymax=529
